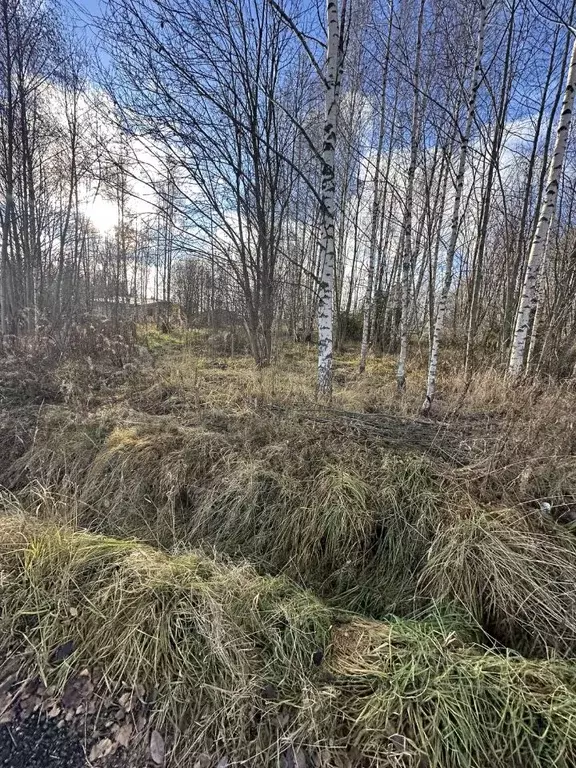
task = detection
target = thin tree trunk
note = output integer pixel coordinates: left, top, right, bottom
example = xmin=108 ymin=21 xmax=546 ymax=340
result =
xmin=396 ymin=0 xmax=425 ymax=391
xmin=465 ymin=2 xmax=515 ymax=374
xmin=317 ymin=0 xmax=346 ymax=399
xmin=0 ymin=0 xmax=15 ymax=339
xmin=421 ymin=0 xmax=487 ymax=415
xmin=508 ymin=35 xmax=576 ymax=378
xmin=500 ymin=30 xmax=563 ymax=358
xmin=426 ymin=146 xmax=451 ymax=351
xmin=359 ymin=12 xmax=392 ymax=373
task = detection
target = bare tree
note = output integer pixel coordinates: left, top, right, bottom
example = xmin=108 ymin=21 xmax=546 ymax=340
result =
xmin=421 ymin=0 xmax=487 ymax=415
xmin=509 ymin=32 xmax=576 ymax=377
xmin=317 ymin=0 xmax=348 ymax=397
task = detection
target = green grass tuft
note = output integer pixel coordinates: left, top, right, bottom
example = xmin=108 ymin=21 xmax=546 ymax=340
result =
xmin=420 ymin=508 xmax=576 ymax=656
xmin=2 ymin=512 xmax=576 ymax=766
xmin=328 ymin=615 xmax=576 ymax=768
xmin=7 ymin=404 xmax=576 ymax=659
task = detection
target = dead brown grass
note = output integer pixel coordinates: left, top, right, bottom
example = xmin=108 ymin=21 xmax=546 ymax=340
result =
xmin=2 ymin=336 xmax=576 ymax=659
xmin=3 ymin=511 xmax=576 ymax=767
xmin=4 ymin=403 xmax=466 ymax=617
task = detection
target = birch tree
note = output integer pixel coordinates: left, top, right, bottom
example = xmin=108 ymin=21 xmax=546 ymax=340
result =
xmin=508 ymin=33 xmax=576 ymax=378
xmin=420 ymin=0 xmax=487 ymax=415
xmin=396 ymin=0 xmax=425 ymax=391
xmin=317 ymin=0 xmax=347 ymax=398
xmin=359 ymin=10 xmax=392 ymax=374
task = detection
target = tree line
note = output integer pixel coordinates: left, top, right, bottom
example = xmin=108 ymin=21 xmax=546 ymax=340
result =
xmin=2 ymin=0 xmax=576 ymax=407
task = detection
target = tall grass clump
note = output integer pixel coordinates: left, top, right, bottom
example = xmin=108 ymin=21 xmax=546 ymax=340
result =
xmin=2 ymin=511 xmax=576 ymax=766
xmin=4 ymin=405 xmax=464 ymax=616
xmin=191 ymin=451 xmax=461 ymax=615
xmin=8 ymin=409 xmax=233 ymax=544
xmin=6 ymin=405 xmax=114 ymax=491
xmin=8 ymin=401 xmax=576 ymax=657
xmin=0 ymin=513 xmax=332 ymax=763
xmin=327 ymin=614 xmax=576 ymax=768
xmin=420 ymin=508 xmax=576 ymax=656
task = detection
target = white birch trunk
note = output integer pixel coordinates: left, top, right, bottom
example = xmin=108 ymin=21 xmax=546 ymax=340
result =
xmin=359 ymin=21 xmax=391 ymax=375
xmin=317 ymin=0 xmax=343 ymax=398
xmin=508 ymin=35 xmax=576 ymax=378
xmin=421 ymin=0 xmax=487 ymax=415
xmin=396 ymin=0 xmax=425 ymax=391
xmin=525 ymin=225 xmax=553 ymax=372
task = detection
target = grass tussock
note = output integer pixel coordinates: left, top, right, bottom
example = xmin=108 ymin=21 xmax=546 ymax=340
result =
xmin=192 ymin=451 xmax=459 ymax=615
xmin=7 ymin=403 xmax=576 ymax=656
xmin=129 ymin=341 xmax=576 ymax=511
xmin=0 ymin=513 xmax=332 ymax=763
xmin=420 ymin=508 xmax=576 ymax=656
xmin=328 ymin=615 xmax=576 ymax=768
xmin=5 ymin=341 xmax=576 ymax=660
xmin=8 ymin=405 xmax=464 ymax=616
xmin=3 ymin=512 xmax=576 ymax=766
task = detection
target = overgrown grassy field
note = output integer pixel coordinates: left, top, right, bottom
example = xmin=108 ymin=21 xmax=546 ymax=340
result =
xmin=2 ymin=326 xmax=576 ymax=765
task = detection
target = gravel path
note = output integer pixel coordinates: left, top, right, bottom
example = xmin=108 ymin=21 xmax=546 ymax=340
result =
xmin=0 ymin=717 xmax=85 ymax=768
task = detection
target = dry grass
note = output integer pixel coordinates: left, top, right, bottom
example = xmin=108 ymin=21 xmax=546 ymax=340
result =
xmin=130 ymin=338 xmax=576 ymax=506
xmin=191 ymin=451 xmax=462 ymax=616
xmin=2 ymin=510 xmax=576 ymax=767
xmin=149 ymin=341 xmax=424 ymax=414
xmin=0 ymin=511 xmax=330 ymax=764
xmin=4 ymin=379 xmax=576 ymax=657
xmin=420 ymin=508 xmax=576 ymax=656
xmin=139 ymin=331 xmax=521 ymax=417
xmin=1 ymin=336 xmax=576 ymax=677
xmin=327 ymin=614 xmax=576 ymax=768
xmin=7 ymin=404 xmax=467 ymax=617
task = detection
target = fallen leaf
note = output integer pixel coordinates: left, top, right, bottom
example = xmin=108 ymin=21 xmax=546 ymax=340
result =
xmin=260 ymin=683 xmax=278 ymax=700
xmin=19 ymin=694 xmax=42 ymax=719
xmin=61 ymin=675 xmax=94 ymax=709
xmin=216 ymin=758 xmax=229 ymax=768
xmin=118 ymin=692 xmax=132 ymax=712
xmin=150 ymin=729 xmax=165 ymax=765
xmin=0 ymin=672 xmax=19 ymax=697
xmin=115 ymin=722 xmax=133 ymax=748
xmin=49 ymin=640 xmax=75 ymax=663
xmin=89 ymin=738 xmax=114 ymax=761
xmin=45 ymin=701 xmax=61 ymax=718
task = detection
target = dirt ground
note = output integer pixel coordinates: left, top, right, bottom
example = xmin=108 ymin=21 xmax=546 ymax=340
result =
xmin=0 ymin=717 xmax=86 ymax=768
xmin=0 ymin=654 xmax=156 ymax=767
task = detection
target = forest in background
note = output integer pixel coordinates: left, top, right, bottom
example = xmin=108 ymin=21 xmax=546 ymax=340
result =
xmin=3 ymin=0 xmax=576 ymax=407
